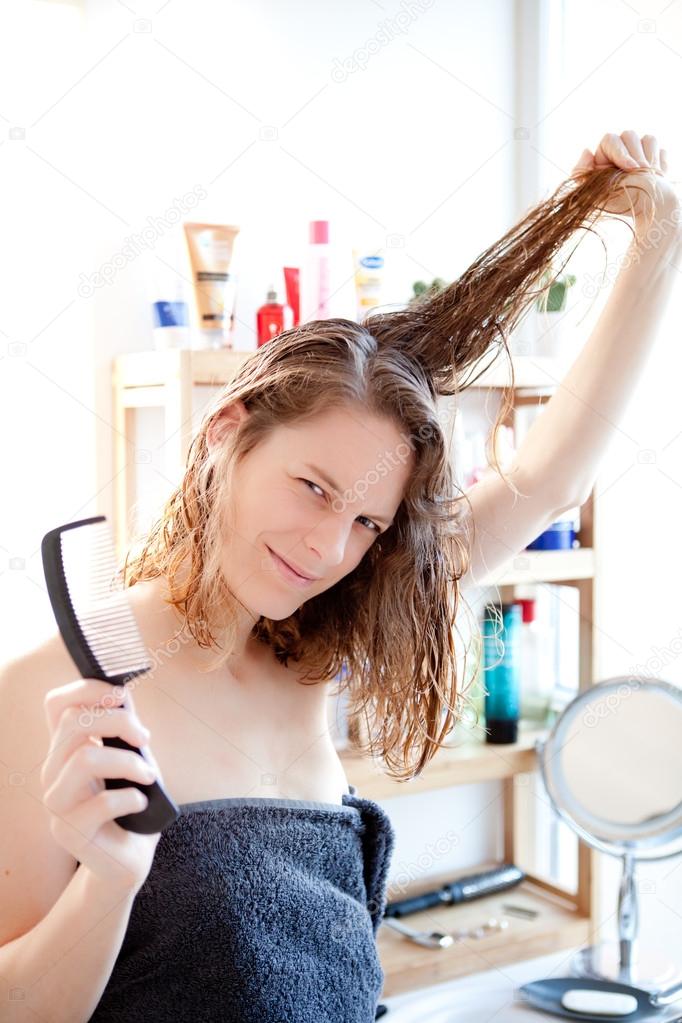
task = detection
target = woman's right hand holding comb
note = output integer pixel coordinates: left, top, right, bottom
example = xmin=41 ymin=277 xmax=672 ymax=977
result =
xmin=40 ymin=679 xmax=162 ymax=893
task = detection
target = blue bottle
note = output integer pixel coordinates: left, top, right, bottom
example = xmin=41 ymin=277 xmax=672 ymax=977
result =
xmin=482 ymin=602 xmax=521 ymax=743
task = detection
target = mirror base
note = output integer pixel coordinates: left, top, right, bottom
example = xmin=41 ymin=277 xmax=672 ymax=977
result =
xmin=572 ymin=942 xmax=682 ymax=996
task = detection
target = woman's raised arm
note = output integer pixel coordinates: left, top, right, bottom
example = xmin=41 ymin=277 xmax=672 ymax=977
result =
xmin=459 ymin=132 xmax=682 ymax=587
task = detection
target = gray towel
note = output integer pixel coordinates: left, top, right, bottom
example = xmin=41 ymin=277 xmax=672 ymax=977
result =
xmin=88 ymin=785 xmax=395 ymax=1022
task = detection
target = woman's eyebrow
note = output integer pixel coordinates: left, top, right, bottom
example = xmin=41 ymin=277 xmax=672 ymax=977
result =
xmin=302 ymin=462 xmax=394 ymax=526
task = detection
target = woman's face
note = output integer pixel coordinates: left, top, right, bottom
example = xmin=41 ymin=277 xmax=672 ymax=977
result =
xmin=212 ymin=402 xmax=414 ymax=620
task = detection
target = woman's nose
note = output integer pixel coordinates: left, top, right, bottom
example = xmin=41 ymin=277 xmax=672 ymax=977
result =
xmin=303 ymin=512 xmax=352 ymax=568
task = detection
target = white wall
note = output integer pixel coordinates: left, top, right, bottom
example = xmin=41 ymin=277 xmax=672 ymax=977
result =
xmin=0 ymin=2 xmax=97 ymax=643
xmin=3 ymin=0 xmax=682 ymax=962
xmin=2 ymin=0 xmax=517 ymax=890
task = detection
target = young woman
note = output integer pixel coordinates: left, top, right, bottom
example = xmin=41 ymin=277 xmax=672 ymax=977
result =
xmin=1 ymin=131 xmax=678 ymax=1022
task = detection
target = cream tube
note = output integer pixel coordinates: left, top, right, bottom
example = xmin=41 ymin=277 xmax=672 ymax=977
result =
xmin=183 ymin=222 xmax=240 ymax=349
xmin=352 ymin=249 xmax=385 ymax=323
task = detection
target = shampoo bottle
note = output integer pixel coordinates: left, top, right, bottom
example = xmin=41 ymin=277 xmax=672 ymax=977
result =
xmin=256 ymin=285 xmax=293 ymax=347
xmin=482 ymin=602 xmax=521 ymax=744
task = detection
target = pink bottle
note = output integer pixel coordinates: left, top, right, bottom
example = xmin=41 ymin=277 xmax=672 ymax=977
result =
xmin=300 ymin=220 xmax=331 ymax=323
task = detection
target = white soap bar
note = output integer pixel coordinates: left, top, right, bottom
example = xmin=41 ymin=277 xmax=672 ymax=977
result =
xmin=561 ymin=988 xmax=638 ymax=1016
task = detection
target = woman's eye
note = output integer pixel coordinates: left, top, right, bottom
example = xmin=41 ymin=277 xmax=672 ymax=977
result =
xmin=358 ymin=516 xmax=381 ymax=533
xmin=299 ymin=479 xmax=380 ymax=534
xmin=301 ymin=478 xmax=325 ymax=499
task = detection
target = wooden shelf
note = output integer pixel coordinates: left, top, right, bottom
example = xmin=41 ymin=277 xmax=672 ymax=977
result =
xmin=340 ymin=722 xmax=547 ymax=797
xmin=114 ymin=348 xmax=253 ymax=393
xmin=112 ymin=348 xmax=254 ymax=558
xmin=114 ymin=348 xmax=560 ymax=393
xmin=376 ymin=866 xmax=590 ymax=998
xmin=475 ymin=546 xmax=595 ymax=588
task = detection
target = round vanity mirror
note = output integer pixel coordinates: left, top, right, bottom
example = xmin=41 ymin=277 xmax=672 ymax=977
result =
xmin=536 ymin=676 xmax=682 ymax=999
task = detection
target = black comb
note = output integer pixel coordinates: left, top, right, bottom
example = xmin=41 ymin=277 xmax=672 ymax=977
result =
xmin=40 ymin=514 xmax=179 ymax=834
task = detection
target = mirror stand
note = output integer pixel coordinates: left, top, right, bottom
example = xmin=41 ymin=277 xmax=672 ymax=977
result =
xmin=535 ymin=676 xmax=682 ymax=1003
xmin=572 ymin=851 xmax=682 ymax=991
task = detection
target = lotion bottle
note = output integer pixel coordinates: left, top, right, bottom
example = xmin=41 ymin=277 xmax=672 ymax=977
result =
xmin=299 ymin=220 xmax=331 ymax=323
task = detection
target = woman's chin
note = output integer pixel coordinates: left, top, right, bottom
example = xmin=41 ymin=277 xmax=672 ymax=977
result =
xmin=267 ymin=590 xmax=308 ymax=614
xmin=247 ymin=583 xmax=302 ymax=619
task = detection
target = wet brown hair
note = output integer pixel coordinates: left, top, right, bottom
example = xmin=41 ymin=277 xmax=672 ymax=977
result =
xmin=120 ymin=165 xmax=657 ymax=781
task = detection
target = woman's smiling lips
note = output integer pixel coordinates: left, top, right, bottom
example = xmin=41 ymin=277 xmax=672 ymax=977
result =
xmin=266 ymin=546 xmax=320 ymax=587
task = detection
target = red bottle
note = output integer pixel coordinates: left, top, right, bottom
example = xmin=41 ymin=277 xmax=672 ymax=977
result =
xmin=256 ymin=285 xmax=294 ymax=347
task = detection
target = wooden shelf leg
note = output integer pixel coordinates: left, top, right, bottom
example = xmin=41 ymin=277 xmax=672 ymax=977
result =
xmin=162 ymin=350 xmax=194 ymax=487
xmin=112 ymin=368 xmax=136 ymax=562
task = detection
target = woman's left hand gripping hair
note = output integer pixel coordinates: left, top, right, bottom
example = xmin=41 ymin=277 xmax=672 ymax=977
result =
xmin=571 ymin=130 xmax=679 ymax=223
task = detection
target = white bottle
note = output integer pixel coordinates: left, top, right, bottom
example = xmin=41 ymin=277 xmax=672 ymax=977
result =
xmin=517 ymin=593 xmax=552 ymax=724
xmin=299 ymin=220 xmax=331 ymax=323
xmin=468 ymin=432 xmax=488 ymax=485
xmin=451 ymin=406 xmax=467 ymax=491
xmin=555 ymin=504 xmax=581 ymax=546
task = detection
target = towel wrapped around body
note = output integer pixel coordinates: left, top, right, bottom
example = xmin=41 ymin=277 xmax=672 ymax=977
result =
xmin=88 ymin=784 xmax=395 ymax=1022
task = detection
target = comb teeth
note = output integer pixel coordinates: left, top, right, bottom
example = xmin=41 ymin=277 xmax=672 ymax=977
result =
xmin=60 ymin=520 xmax=152 ymax=678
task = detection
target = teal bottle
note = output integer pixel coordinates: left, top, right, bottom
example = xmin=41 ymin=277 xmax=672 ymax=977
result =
xmin=482 ymin=602 xmax=521 ymax=743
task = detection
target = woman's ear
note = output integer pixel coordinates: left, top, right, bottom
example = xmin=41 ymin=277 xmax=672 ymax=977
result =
xmin=206 ymin=399 xmax=250 ymax=458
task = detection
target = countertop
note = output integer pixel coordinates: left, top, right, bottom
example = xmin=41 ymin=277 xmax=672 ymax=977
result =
xmin=380 ymin=949 xmax=682 ymax=1021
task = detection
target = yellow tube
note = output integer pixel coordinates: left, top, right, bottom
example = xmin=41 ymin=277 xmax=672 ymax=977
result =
xmin=183 ymin=222 xmax=240 ymax=349
xmin=352 ymin=249 xmax=385 ymax=323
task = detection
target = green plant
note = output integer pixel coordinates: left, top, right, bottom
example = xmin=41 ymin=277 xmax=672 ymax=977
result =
xmin=535 ymin=270 xmax=577 ymax=313
xmin=409 ymin=277 xmax=447 ymax=306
